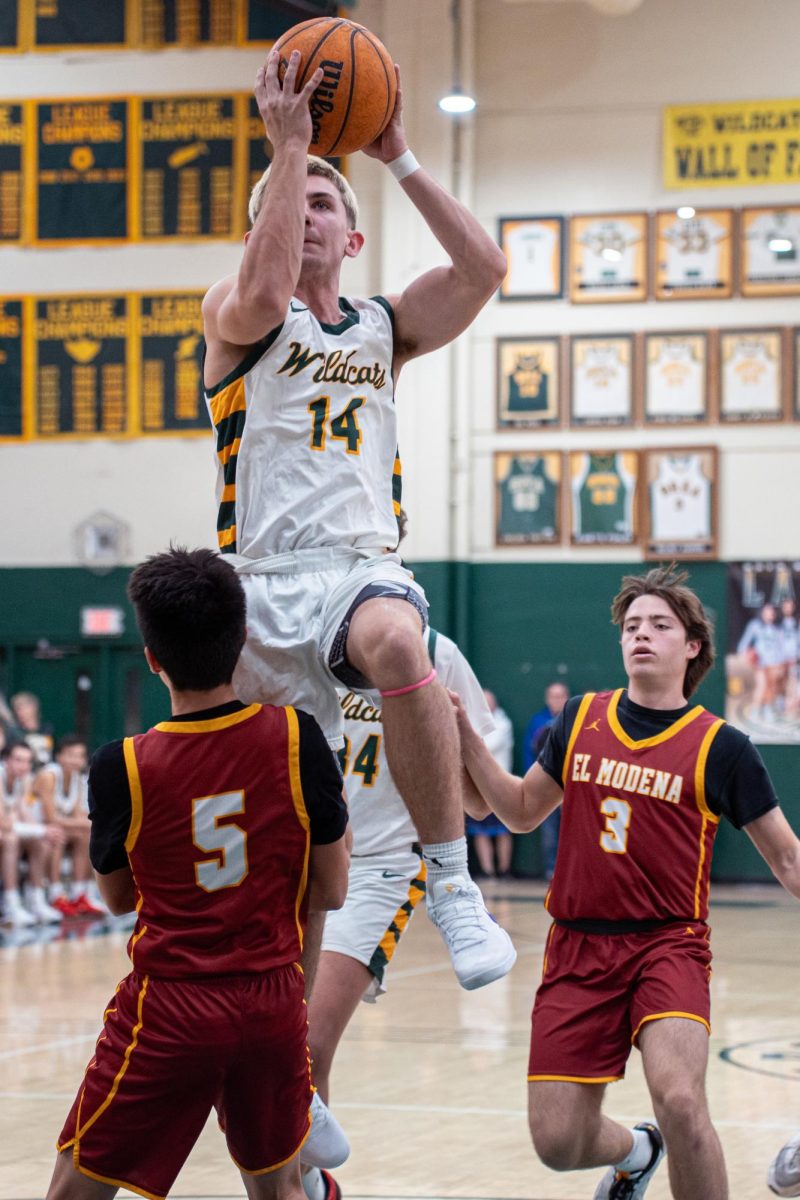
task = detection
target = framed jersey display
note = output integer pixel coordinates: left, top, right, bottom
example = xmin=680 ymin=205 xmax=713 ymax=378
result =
xmin=654 ymin=208 xmax=734 ymax=300
xmin=495 ymin=452 xmax=562 ymax=546
xmin=498 ymin=216 xmax=565 ymax=301
xmin=569 ymin=450 xmax=638 ymax=546
xmin=496 ymin=336 xmax=561 ymax=427
xmin=569 ymin=213 xmax=648 ymax=304
xmin=719 ymin=328 xmax=785 ymax=422
xmin=642 ymin=447 xmax=718 ymax=561
xmin=740 ymin=206 xmax=800 ymax=297
xmin=570 ymin=334 xmax=635 ymax=426
xmin=643 ymin=332 xmax=711 ymax=425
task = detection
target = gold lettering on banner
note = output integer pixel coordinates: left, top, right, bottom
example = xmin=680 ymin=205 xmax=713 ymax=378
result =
xmin=40 ymin=103 xmax=123 ymax=144
xmin=35 ymin=298 xmax=127 ymax=340
xmin=141 ymin=99 xmax=234 ymax=141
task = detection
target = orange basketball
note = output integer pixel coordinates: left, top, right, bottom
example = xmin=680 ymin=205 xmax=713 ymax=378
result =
xmin=272 ymin=17 xmax=397 ymax=157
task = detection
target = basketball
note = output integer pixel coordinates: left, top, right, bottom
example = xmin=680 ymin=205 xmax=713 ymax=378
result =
xmin=272 ymin=17 xmax=397 ymax=157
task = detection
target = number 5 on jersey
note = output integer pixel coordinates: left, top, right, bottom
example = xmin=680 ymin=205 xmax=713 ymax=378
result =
xmin=309 ymin=395 xmax=366 ymax=454
xmin=193 ymin=791 xmax=248 ymax=891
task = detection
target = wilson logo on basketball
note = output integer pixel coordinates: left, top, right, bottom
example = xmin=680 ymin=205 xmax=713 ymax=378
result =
xmin=310 ymin=61 xmax=344 ymax=145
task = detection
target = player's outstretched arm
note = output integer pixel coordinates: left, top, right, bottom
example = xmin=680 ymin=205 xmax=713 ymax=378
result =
xmin=745 ymin=807 xmax=800 ymax=899
xmin=362 ymin=68 xmax=506 ymax=369
xmin=451 ymin=691 xmax=562 ymax=833
xmin=95 ymin=865 xmax=136 ymax=915
xmin=203 ymin=50 xmax=324 ymax=352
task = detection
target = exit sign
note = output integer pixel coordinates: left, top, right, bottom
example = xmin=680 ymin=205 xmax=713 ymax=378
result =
xmin=81 ymin=606 xmax=125 ymax=636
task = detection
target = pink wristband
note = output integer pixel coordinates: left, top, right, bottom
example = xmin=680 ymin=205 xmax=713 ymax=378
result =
xmin=380 ymin=667 xmax=437 ymax=698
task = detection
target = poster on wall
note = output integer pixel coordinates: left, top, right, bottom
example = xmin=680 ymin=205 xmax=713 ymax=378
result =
xmin=137 ymin=293 xmax=207 ymax=434
xmin=495 ymin=452 xmax=562 ymax=545
xmin=0 ymin=102 xmax=24 ymax=243
xmin=139 ymin=95 xmax=238 ymax=239
xmin=0 ymin=298 xmax=23 ymax=438
xmin=33 ymin=0 xmax=129 ymax=49
xmin=34 ymin=99 xmax=130 ymax=243
xmin=496 ymin=336 xmax=560 ymax=427
xmin=498 ymin=216 xmax=565 ymax=300
xmin=726 ymin=561 xmax=800 ymax=744
xmin=654 ymin=208 xmax=734 ymax=300
xmin=32 ymin=295 xmax=131 ymax=437
xmin=569 ymin=450 xmax=638 ymax=546
xmin=138 ymin=0 xmax=235 ymax=47
xmin=569 ymin=213 xmax=648 ymax=303
xmin=642 ymin=446 xmax=717 ymax=560
xmin=0 ymin=2 xmax=20 ymax=51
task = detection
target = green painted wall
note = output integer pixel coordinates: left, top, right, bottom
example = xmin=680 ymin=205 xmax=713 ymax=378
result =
xmin=1 ymin=561 xmax=797 ymax=883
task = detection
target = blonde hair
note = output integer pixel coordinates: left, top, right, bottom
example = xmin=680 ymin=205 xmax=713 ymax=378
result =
xmin=248 ymin=155 xmax=359 ymax=229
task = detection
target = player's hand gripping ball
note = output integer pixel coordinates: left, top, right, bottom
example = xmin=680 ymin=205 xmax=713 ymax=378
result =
xmin=272 ymin=17 xmax=397 ymax=156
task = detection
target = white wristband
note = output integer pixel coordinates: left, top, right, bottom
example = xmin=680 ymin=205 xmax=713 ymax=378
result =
xmin=386 ymin=149 xmax=420 ymax=182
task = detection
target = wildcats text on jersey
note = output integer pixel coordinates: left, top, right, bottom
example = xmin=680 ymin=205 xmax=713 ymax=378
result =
xmin=277 ymin=341 xmax=387 ymax=389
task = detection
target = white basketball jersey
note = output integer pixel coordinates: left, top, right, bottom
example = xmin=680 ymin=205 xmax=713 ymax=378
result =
xmin=205 ymin=297 xmax=400 ymax=558
xmin=650 ymin=454 xmax=711 ymax=541
xmin=578 ymin=219 xmax=641 ymax=286
xmin=647 ymin=339 xmax=704 ymax=417
xmin=722 ymin=339 xmax=780 ymax=414
xmin=505 ymin=222 xmax=558 ymax=294
xmin=339 ymin=630 xmax=495 ymax=856
xmin=745 ymin=210 xmax=800 ymax=279
xmin=573 ymin=344 xmax=630 ymax=419
xmin=40 ymin=761 xmax=88 ymax=816
xmin=661 ymin=215 xmax=727 ymax=284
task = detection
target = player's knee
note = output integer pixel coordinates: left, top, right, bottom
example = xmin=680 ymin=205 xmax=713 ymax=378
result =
xmin=350 ymin=611 xmax=426 ymax=680
xmin=529 ymin=1113 xmax=580 ymax=1171
xmin=651 ymin=1082 xmax=708 ymax=1139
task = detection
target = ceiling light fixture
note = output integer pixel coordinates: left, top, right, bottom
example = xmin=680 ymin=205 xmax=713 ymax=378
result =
xmin=438 ymin=0 xmax=476 ymax=115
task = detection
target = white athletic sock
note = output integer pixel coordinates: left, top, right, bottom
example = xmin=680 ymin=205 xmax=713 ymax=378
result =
xmin=421 ymin=836 xmax=469 ymax=882
xmin=4 ymin=888 xmax=22 ymax=909
xmin=613 ymin=1127 xmax=653 ymax=1173
xmin=69 ymin=881 xmax=84 ymax=901
xmin=49 ymin=883 xmax=65 ymax=900
xmin=302 ymin=1167 xmax=326 ymax=1200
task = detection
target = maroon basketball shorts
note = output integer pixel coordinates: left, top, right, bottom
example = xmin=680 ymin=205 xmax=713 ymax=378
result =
xmin=527 ymin=921 xmax=712 ymax=1082
xmin=58 ymin=964 xmax=312 ymax=1199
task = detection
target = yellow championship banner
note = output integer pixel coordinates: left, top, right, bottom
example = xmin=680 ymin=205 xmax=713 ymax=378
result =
xmin=663 ymin=98 xmax=800 ymax=189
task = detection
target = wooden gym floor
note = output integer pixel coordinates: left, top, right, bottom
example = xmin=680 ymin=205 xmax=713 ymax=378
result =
xmin=1 ymin=880 xmax=798 ymax=1200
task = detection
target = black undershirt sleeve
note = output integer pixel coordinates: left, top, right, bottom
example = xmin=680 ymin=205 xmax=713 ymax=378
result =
xmin=88 ymin=740 xmax=132 ymax=875
xmin=537 ymin=696 xmax=581 ymax=787
xmin=296 ymin=709 xmax=349 ymax=844
xmin=704 ymin=725 xmax=778 ymax=828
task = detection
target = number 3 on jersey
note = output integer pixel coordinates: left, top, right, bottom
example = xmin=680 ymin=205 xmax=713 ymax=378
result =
xmin=599 ymin=796 xmax=631 ymax=854
xmin=193 ymin=791 xmax=248 ymax=891
xmin=309 ymin=395 xmax=365 ymax=454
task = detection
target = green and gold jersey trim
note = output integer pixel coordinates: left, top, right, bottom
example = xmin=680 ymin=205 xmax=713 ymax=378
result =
xmin=368 ymin=861 xmax=427 ymax=984
xmin=607 ymin=688 xmax=706 ymax=750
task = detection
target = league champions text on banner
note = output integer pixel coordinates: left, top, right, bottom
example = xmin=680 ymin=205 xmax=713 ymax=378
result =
xmin=137 ymin=293 xmax=206 ymax=434
xmin=0 ymin=299 xmax=23 ymax=439
xmin=138 ymin=95 xmax=238 ymax=239
xmin=34 ymin=100 xmax=129 ymax=243
xmin=0 ymin=103 xmax=24 ymax=242
xmin=32 ymin=296 xmax=131 ymax=437
xmin=664 ymin=98 xmax=800 ymax=189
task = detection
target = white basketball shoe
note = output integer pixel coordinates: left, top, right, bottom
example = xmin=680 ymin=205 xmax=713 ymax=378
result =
xmin=769 ymin=1132 xmax=800 ymax=1196
xmin=426 ymin=874 xmax=517 ymax=990
xmin=593 ymin=1122 xmax=665 ymax=1199
xmin=299 ymin=1091 xmax=350 ymax=1169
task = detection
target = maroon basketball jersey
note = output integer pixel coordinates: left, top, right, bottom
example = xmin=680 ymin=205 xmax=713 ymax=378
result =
xmin=546 ymin=689 xmax=724 ymax=924
xmin=122 ymin=704 xmax=311 ymax=977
